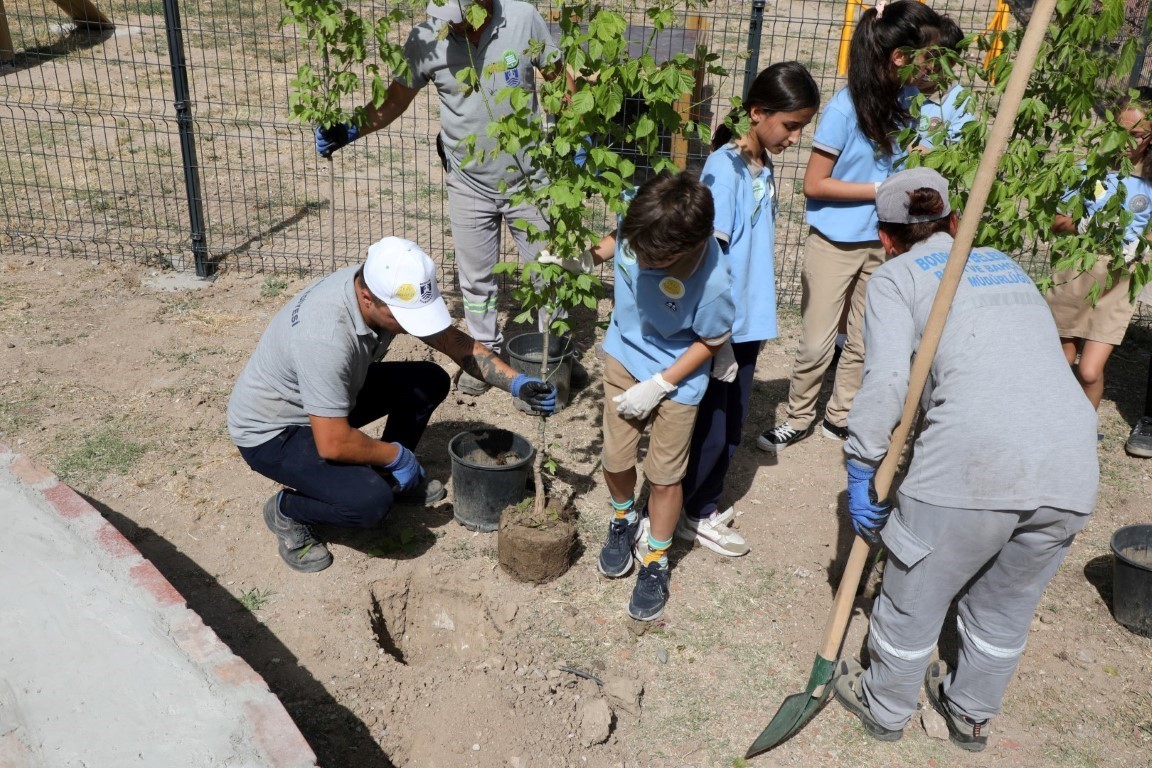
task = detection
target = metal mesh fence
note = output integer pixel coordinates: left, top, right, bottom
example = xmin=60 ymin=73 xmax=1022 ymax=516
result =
xmin=1 ymin=0 xmax=1144 ymax=305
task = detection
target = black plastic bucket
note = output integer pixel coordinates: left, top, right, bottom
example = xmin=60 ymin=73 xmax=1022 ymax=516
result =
xmin=1110 ymin=524 xmax=1152 ymax=637
xmin=507 ymin=332 xmax=575 ymax=414
xmin=447 ymin=429 xmax=535 ymax=532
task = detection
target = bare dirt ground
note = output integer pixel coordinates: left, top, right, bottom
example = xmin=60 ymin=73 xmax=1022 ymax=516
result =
xmin=2 ymin=256 xmax=1151 ymax=768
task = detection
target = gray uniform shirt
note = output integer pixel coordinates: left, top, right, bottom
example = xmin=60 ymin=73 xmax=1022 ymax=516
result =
xmin=399 ymin=0 xmax=559 ymax=198
xmin=227 ymin=267 xmax=394 ymax=448
xmin=846 ymin=232 xmax=1099 ymax=514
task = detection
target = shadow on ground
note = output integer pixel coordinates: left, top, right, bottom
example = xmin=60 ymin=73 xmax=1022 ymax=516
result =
xmin=85 ymin=494 xmax=397 ymax=768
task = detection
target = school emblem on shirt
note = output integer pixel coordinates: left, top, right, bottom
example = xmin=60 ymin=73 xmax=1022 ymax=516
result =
xmin=659 ymin=277 xmax=685 ymax=299
xmin=502 ymin=50 xmax=521 ymax=86
xmin=1131 ymin=194 xmax=1150 ymax=214
xmin=751 ymin=178 xmax=766 ymax=202
xmin=395 ymin=283 xmax=417 ymax=302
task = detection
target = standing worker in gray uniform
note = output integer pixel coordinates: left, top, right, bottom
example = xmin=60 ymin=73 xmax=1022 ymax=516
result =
xmin=832 ymin=168 xmax=1099 ymax=751
xmin=316 ymin=0 xmax=574 ymax=396
xmin=227 ymin=237 xmax=556 ymax=573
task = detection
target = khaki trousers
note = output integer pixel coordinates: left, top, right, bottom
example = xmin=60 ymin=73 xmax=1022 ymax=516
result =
xmin=785 ymin=228 xmax=886 ymax=429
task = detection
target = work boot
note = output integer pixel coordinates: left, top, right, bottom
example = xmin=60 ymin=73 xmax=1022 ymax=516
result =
xmin=924 ymin=660 xmax=989 ymax=752
xmin=457 ymin=370 xmax=491 ymax=396
xmin=262 ymin=492 xmax=333 ymax=573
xmin=395 ymin=478 xmax=448 ymax=505
xmin=833 ymin=658 xmax=903 ymax=741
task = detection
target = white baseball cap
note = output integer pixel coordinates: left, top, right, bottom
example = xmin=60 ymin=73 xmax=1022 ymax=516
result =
xmin=426 ymin=0 xmax=466 ymax=24
xmin=362 ymin=237 xmax=452 ymax=337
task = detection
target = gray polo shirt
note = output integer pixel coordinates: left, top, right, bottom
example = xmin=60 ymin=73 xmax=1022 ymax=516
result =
xmin=399 ymin=0 xmax=559 ymax=198
xmin=227 ymin=266 xmax=395 ymax=448
xmin=846 ymin=232 xmax=1098 ymax=514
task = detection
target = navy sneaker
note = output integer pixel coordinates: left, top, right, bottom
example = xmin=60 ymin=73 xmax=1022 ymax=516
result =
xmin=262 ymin=492 xmax=333 ymax=573
xmin=756 ymin=422 xmax=813 ymax=453
xmin=833 ymin=658 xmax=903 ymax=741
xmin=925 ymin=660 xmax=989 ymax=752
xmin=597 ymin=515 xmax=641 ymax=578
xmin=627 ymin=561 xmax=670 ymax=621
xmin=1125 ymin=416 xmax=1152 ymax=458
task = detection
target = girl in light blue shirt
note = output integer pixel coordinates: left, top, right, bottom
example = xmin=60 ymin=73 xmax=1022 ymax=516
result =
xmin=759 ymin=0 xmax=947 ymax=453
xmin=677 ymin=62 xmax=819 ymax=556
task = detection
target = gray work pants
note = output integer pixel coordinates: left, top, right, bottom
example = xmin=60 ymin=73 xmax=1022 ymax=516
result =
xmin=445 ymin=171 xmax=550 ymax=352
xmin=861 ymin=493 xmax=1090 ymax=729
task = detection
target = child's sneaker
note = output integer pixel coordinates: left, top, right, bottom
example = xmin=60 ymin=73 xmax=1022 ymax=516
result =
xmin=821 ymin=418 xmax=850 ymax=441
xmin=833 ymin=658 xmax=903 ymax=741
xmin=627 ymin=561 xmax=670 ymax=621
xmin=597 ymin=515 xmax=641 ymax=578
xmin=674 ymin=507 xmax=749 ymax=556
xmin=756 ymin=422 xmax=812 ymax=453
xmin=924 ymin=660 xmax=989 ymax=752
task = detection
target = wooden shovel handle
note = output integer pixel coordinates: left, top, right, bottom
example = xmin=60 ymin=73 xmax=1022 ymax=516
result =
xmin=817 ymin=0 xmax=1060 ymax=665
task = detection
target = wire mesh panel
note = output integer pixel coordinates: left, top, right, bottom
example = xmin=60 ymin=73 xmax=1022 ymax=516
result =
xmin=0 ymin=0 xmax=1145 ymax=306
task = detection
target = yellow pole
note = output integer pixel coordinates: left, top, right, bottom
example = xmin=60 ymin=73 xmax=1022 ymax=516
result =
xmin=983 ymin=0 xmax=1011 ymax=73
xmin=836 ymin=0 xmax=862 ymax=76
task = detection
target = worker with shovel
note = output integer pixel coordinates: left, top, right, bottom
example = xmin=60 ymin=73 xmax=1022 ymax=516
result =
xmin=833 ymin=168 xmax=1098 ymax=751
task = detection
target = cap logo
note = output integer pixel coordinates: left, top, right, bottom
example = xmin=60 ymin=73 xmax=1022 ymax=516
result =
xmin=395 ymin=283 xmax=417 ymax=302
xmin=419 ymin=280 xmax=434 ymax=303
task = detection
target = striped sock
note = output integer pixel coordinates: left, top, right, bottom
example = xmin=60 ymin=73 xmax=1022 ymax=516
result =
xmin=611 ymin=496 xmax=637 ymax=525
xmin=643 ymin=532 xmax=671 ymax=567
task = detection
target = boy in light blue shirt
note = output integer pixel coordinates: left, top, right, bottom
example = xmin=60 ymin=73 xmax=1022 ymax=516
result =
xmin=595 ymin=171 xmax=735 ymax=621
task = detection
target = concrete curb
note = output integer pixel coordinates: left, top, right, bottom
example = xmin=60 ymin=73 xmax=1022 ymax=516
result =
xmin=0 ymin=442 xmax=318 ymax=768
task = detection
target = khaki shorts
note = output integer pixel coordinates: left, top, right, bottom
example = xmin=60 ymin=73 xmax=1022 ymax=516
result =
xmin=1045 ymin=259 xmax=1137 ymax=345
xmin=601 ymin=355 xmax=698 ymax=486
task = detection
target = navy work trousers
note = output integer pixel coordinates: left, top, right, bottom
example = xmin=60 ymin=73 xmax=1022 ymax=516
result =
xmin=238 ymin=361 xmax=451 ymax=528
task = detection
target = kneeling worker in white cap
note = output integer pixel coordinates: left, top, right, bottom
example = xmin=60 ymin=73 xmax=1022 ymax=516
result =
xmin=227 ymin=237 xmax=557 ymax=573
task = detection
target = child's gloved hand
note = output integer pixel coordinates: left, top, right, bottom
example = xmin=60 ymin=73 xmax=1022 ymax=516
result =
xmin=537 ymin=249 xmax=594 ymax=275
xmin=613 ymin=374 xmax=676 ymax=420
xmin=710 ymin=341 xmax=738 ymax=383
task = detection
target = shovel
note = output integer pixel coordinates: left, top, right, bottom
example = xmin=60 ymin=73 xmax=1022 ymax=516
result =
xmin=745 ymin=0 xmax=1059 ymax=756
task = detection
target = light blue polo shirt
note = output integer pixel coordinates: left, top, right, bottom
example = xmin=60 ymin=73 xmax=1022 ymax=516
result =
xmin=602 ymin=237 xmax=735 ymax=406
xmin=917 ymin=84 xmax=974 ymax=149
xmin=701 ymin=143 xmax=778 ymax=343
xmin=1072 ymin=171 xmax=1152 ymax=243
xmin=806 ymin=86 xmax=918 ymax=242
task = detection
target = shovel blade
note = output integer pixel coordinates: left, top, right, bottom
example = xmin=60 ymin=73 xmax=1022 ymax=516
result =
xmin=745 ymin=655 xmax=836 ymax=758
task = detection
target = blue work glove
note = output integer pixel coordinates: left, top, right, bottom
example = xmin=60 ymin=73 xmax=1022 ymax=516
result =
xmin=315 ymin=122 xmax=360 ymax=158
xmin=510 ymin=373 xmax=558 ymax=415
xmin=846 ymin=459 xmax=892 ymax=544
xmin=384 ymin=443 xmax=424 ymax=493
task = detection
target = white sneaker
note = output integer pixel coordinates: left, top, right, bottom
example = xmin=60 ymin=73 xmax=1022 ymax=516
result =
xmin=675 ymin=507 xmax=749 ymax=556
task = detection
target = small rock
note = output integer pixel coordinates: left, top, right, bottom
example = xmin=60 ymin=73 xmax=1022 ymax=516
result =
xmin=579 ymin=698 xmax=613 ymax=746
xmin=472 ymin=743 xmax=481 ymax=751
xmin=5 ymin=342 xmax=13 ymax=348
xmin=654 ymin=647 xmax=669 ymax=664
xmin=1076 ymin=650 xmax=1094 ymax=664
xmin=921 ymin=709 xmax=949 ymax=740
xmin=602 ymin=676 xmax=643 ymax=716
xmin=1039 ymin=612 xmax=1053 ymax=624
xmin=1030 ymin=617 xmax=1042 ymax=633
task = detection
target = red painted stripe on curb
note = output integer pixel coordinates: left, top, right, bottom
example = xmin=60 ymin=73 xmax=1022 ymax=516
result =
xmin=10 ymin=455 xmax=55 ymax=486
xmin=129 ymin=561 xmax=186 ymax=607
xmin=245 ymin=699 xmax=318 ymax=768
xmin=171 ymin=613 xmax=223 ymax=664
xmin=42 ymin=482 xmax=96 ymax=520
xmin=214 ymin=657 xmax=265 ymax=688
xmin=96 ymin=521 xmax=140 ymax=560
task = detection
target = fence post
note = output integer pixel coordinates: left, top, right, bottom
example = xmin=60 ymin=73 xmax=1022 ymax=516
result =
xmin=742 ymin=0 xmax=766 ymax=98
xmin=162 ymin=0 xmax=212 ymax=277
